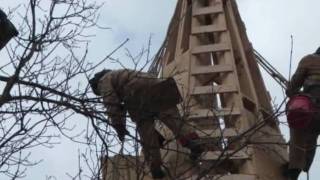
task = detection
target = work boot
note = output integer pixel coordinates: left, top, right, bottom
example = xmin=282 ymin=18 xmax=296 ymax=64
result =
xmin=178 ymin=132 xmax=204 ymax=161
xmin=150 ymin=161 xmax=166 ymax=179
xmin=282 ymin=163 xmax=301 ymax=180
xmin=188 ymin=141 xmax=204 ymax=161
xmin=287 ymin=169 xmax=301 ymax=180
xmin=150 ymin=167 xmax=166 ymax=179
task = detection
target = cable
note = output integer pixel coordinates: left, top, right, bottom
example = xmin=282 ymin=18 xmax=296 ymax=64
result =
xmin=289 ymin=35 xmax=294 ymax=82
xmin=254 ymin=50 xmax=288 ymax=89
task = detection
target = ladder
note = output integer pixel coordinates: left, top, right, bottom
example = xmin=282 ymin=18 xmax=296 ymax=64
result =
xmin=157 ymin=0 xmax=288 ymax=179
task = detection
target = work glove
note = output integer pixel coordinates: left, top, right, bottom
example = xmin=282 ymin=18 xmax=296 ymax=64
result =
xmin=285 ymin=89 xmax=293 ymax=97
xmin=113 ymin=125 xmax=129 ymax=142
xmin=286 ymin=89 xmax=298 ymax=98
xmin=285 ymin=81 xmax=292 ymax=97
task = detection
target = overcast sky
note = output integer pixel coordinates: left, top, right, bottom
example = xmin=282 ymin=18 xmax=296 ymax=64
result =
xmin=1 ymin=0 xmax=320 ymax=179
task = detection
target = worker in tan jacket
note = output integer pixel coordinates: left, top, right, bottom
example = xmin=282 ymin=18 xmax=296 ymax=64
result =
xmin=0 ymin=9 xmax=18 ymax=50
xmin=89 ymin=69 xmax=203 ymax=179
xmin=286 ymin=47 xmax=320 ymax=180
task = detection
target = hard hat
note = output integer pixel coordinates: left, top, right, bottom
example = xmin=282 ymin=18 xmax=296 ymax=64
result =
xmin=89 ymin=69 xmax=111 ymax=95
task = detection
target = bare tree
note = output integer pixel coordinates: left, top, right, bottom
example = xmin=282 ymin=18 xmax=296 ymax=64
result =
xmin=0 ymin=0 xmax=115 ymax=179
xmin=0 ymin=1 xmax=293 ymax=180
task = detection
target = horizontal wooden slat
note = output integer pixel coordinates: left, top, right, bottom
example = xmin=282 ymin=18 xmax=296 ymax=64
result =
xmin=192 ymin=43 xmax=230 ymax=54
xmin=207 ymin=174 xmax=256 ymax=180
xmin=191 ymin=85 xmax=237 ymax=95
xmin=189 ymin=108 xmax=241 ymax=120
xmin=192 ymin=64 xmax=233 ymax=75
xmin=197 ymin=128 xmax=238 ymax=138
xmin=192 ymin=24 xmax=227 ymax=34
xmin=202 ymin=150 xmax=250 ymax=160
xmin=193 ymin=5 xmax=224 ymax=16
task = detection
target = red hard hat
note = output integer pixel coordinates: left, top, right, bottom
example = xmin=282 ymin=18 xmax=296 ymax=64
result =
xmin=286 ymin=94 xmax=315 ymax=129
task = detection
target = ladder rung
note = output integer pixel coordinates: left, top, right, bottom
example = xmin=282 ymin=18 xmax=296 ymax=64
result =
xmin=197 ymin=128 xmax=238 ymax=138
xmin=202 ymin=150 xmax=250 ymax=160
xmin=192 ymin=65 xmax=233 ymax=75
xmin=189 ymin=108 xmax=241 ymax=120
xmin=192 ymin=25 xmax=227 ymax=34
xmin=208 ymin=175 xmax=256 ymax=180
xmin=192 ymin=43 xmax=230 ymax=54
xmin=191 ymin=85 xmax=237 ymax=95
xmin=193 ymin=5 xmax=224 ymax=16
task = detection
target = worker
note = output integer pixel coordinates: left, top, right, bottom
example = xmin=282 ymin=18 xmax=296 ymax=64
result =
xmin=0 ymin=9 xmax=19 ymax=50
xmin=89 ymin=69 xmax=203 ymax=179
xmin=285 ymin=47 xmax=320 ymax=180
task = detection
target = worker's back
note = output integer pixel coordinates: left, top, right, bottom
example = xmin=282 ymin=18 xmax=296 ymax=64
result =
xmin=99 ymin=69 xmax=182 ymax=112
xmin=100 ymin=69 xmax=158 ymax=98
xmin=299 ymin=54 xmax=320 ymax=95
xmin=287 ymin=53 xmax=320 ymax=97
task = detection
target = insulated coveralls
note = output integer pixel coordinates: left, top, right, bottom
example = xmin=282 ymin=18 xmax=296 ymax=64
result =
xmin=97 ymin=69 xmax=198 ymax=170
xmin=287 ymin=54 xmax=320 ymax=172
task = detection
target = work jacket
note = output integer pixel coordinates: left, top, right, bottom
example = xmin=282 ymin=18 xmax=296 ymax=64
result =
xmin=97 ymin=69 xmax=182 ymax=128
xmin=287 ymin=54 xmax=320 ymax=97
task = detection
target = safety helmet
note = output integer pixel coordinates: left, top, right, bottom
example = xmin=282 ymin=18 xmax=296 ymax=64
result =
xmin=89 ymin=69 xmax=111 ymax=95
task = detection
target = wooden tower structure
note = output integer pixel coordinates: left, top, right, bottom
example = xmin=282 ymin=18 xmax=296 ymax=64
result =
xmin=103 ymin=0 xmax=288 ymax=179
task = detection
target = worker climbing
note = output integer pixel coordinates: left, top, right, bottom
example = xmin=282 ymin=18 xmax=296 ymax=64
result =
xmin=0 ymin=9 xmax=19 ymax=50
xmin=285 ymin=47 xmax=320 ymax=180
xmin=89 ymin=69 xmax=204 ymax=179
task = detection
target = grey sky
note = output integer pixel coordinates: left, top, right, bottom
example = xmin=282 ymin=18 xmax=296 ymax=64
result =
xmin=1 ymin=0 xmax=319 ymax=179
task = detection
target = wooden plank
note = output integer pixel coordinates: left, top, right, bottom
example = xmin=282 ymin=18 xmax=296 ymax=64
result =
xmin=193 ymin=5 xmax=223 ymax=16
xmin=192 ymin=24 xmax=227 ymax=34
xmin=191 ymin=85 xmax=237 ymax=95
xmin=192 ymin=43 xmax=230 ymax=54
xmin=207 ymin=174 xmax=256 ymax=180
xmin=197 ymin=128 xmax=238 ymax=138
xmin=192 ymin=64 xmax=233 ymax=75
xmin=189 ymin=108 xmax=241 ymax=120
xmin=202 ymin=150 xmax=250 ymax=160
